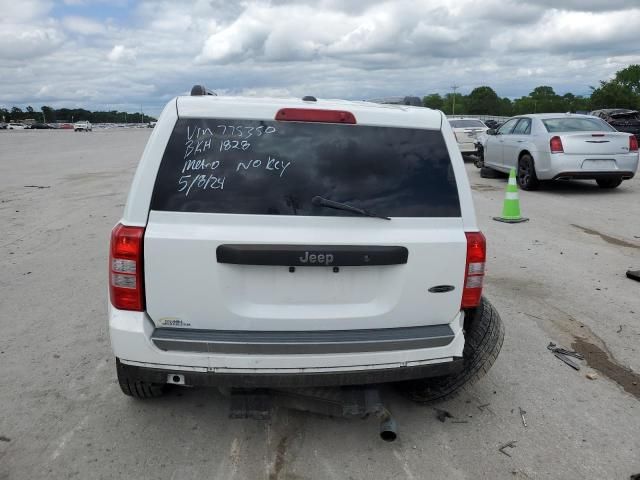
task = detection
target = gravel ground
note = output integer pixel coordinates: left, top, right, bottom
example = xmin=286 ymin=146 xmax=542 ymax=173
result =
xmin=1 ymin=129 xmax=639 ymax=479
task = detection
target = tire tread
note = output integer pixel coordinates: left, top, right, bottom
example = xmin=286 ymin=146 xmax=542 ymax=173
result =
xmin=399 ymin=297 xmax=505 ymax=404
xmin=116 ymin=359 xmax=165 ymax=399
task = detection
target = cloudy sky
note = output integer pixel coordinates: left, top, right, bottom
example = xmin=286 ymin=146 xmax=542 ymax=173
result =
xmin=1 ymin=0 xmax=639 ymax=116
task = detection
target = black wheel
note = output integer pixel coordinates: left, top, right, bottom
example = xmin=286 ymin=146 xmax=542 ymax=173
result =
xmin=116 ymin=358 xmax=166 ymax=399
xmin=398 ymin=297 xmax=504 ymax=404
xmin=596 ymin=178 xmax=622 ymax=189
xmin=517 ymin=154 xmax=539 ymax=190
xmin=480 ymin=166 xmax=500 ymax=178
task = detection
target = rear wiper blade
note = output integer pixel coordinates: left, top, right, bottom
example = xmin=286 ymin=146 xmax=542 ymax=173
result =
xmin=311 ymin=196 xmax=391 ymax=220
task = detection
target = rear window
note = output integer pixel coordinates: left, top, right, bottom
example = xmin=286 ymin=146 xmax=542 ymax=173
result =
xmin=542 ymin=117 xmax=614 ymax=133
xmin=606 ymin=110 xmax=639 ymax=119
xmin=150 ymin=118 xmax=461 ymax=217
xmin=449 ymin=120 xmax=486 ymax=129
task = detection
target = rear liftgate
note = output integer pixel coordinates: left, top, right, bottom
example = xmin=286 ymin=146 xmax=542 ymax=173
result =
xmin=147 ymin=104 xmax=465 ymax=441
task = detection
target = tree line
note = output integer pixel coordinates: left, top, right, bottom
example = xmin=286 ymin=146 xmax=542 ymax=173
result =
xmin=1 ymin=106 xmax=156 ymax=124
xmin=426 ymin=64 xmax=640 ymax=116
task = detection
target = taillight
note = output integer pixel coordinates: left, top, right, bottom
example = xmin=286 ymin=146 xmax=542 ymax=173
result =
xmin=275 ymin=108 xmax=356 ymax=124
xmin=462 ymin=231 xmax=486 ymax=309
xmin=630 ymin=135 xmax=639 ymax=152
xmin=550 ymin=136 xmax=564 ymax=153
xmin=109 ymin=223 xmax=145 ymax=311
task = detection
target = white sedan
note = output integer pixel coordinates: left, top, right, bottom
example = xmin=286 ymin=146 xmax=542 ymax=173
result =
xmin=448 ymin=118 xmax=488 ymax=156
xmin=479 ymin=113 xmax=639 ymax=190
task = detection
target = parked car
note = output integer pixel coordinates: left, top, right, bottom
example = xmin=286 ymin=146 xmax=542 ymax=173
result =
xmin=591 ymin=109 xmax=640 ymax=138
xmin=74 ymin=121 xmax=92 ymax=131
xmin=27 ymin=123 xmax=53 ymax=129
xmin=0 ymin=123 xmax=7 ymax=129
xmin=60 ymin=123 xmax=74 ymax=129
xmin=478 ymin=113 xmax=639 ymax=190
xmin=109 ymin=85 xmax=504 ymax=403
xmin=448 ymin=118 xmax=488 ymax=157
xmin=7 ymin=123 xmax=26 ymax=129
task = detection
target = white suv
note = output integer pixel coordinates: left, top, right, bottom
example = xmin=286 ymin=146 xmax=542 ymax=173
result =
xmin=109 ymin=86 xmax=504 ymax=402
xmin=74 ymin=121 xmax=92 ymax=131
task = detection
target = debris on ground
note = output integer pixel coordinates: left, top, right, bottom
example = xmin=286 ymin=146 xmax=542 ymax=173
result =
xmin=451 ymin=420 xmax=469 ymax=424
xmin=554 ymin=352 xmax=581 ymax=370
xmin=617 ymin=325 xmax=624 ymax=334
xmin=519 ymin=407 xmax=527 ymax=427
xmin=586 ymin=372 xmax=599 ymax=380
xmin=477 ymin=403 xmax=490 ymax=411
xmin=547 ymin=343 xmax=584 ymax=359
xmin=0 ymin=436 xmax=10 ymax=442
xmin=23 ymin=185 xmax=50 ymax=189
xmin=629 ymin=474 xmax=640 ymax=480
xmin=548 ymin=342 xmax=583 ymax=370
xmin=498 ymin=441 xmax=517 ymax=457
xmin=435 ymin=409 xmax=454 ymax=423
xmin=627 ymin=270 xmax=640 ymax=282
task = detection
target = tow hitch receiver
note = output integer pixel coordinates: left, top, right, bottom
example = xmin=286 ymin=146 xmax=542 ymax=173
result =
xmin=227 ymin=386 xmax=397 ymax=442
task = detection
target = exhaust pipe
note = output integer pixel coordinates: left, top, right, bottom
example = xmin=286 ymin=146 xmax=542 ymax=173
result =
xmin=378 ymin=409 xmax=397 ymax=442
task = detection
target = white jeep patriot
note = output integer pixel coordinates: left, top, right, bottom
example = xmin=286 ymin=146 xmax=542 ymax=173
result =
xmin=109 ymin=86 xmax=504 ymax=403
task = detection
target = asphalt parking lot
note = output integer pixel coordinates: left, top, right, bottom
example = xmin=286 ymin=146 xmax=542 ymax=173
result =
xmin=1 ymin=129 xmax=639 ymax=480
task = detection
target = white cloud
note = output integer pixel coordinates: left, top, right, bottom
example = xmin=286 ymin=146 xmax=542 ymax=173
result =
xmin=62 ymin=16 xmax=107 ymax=35
xmin=0 ymin=24 xmax=65 ymax=60
xmin=499 ymin=9 xmax=640 ymax=55
xmin=0 ymin=0 xmax=62 ymax=60
xmin=107 ymin=45 xmax=136 ymax=63
xmin=0 ymin=0 xmax=53 ymax=22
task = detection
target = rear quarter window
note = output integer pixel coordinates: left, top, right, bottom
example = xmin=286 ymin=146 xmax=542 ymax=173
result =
xmin=150 ymin=118 xmax=461 ymax=217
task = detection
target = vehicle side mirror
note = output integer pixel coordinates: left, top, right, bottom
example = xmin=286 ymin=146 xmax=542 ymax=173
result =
xmin=487 ymin=129 xmax=497 ymax=135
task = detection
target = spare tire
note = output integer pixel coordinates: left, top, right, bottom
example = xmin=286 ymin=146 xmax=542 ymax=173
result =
xmin=398 ymin=297 xmax=504 ymax=404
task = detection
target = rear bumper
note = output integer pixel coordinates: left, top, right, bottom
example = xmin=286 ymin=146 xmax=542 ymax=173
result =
xmin=539 ymin=152 xmax=639 ymax=180
xmin=457 ymin=141 xmax=480 ymax=154
xmin=109 ymin=305 xmax=466 ymax=387
xmin=117 ymin=357 xmax=464 ymax=388
xmin=551 ymin=171 xmax=635 ymax=181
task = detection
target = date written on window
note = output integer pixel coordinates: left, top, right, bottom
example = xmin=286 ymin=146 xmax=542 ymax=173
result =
xmin=178 ymin=174 xmax=226 ymax=196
